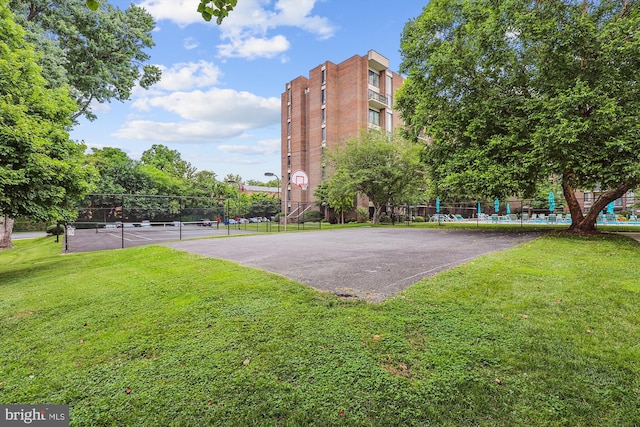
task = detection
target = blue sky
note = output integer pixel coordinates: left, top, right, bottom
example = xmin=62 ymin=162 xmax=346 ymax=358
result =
xmin=71 ymin=0 xmax=427 ymax=182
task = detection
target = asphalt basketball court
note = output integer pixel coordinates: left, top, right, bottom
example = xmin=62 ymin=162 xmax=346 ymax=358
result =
xmin=163 ymin=227 xmax=542 ymax=302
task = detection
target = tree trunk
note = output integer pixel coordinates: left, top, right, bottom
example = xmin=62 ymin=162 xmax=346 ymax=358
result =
xmin=563 ymin=175 xmax=629 ymax=233
xmin=372 ymin=203 xmax=383 ymax=225
xmin=0 ymin=215 xmax=15 ymax=250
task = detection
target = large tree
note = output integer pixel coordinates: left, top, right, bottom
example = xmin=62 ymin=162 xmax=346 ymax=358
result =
xmin=12 ymin=0 xmax=161 ymax=121
xmin=328 ymin=130 xmax=426 ymax=225
xmin=0 ymin=1 xmax=94 ymax=249
xmin=397 ymin=0 xmax=640 ymax=233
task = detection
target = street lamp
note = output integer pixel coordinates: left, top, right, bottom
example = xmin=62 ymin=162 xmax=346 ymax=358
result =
xmin=264 ymin=172 xmax=283 ymax=231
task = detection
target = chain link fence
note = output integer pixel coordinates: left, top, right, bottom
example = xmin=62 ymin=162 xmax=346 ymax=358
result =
xmin=62 ymin=194 xmax=322 ymax=252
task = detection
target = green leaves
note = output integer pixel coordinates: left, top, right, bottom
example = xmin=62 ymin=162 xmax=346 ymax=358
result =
xmin=197 ymin=0 xmax=237 ymax=24
xmin=327 ymin=130 xmax=427 ymax=224
xmin=86 ymin=0 xmax=99 ymax=11
xmin=398 ymin=0 xmax=640 ymax=230
xmin=1 ymin=2 xmax=93 ymax=224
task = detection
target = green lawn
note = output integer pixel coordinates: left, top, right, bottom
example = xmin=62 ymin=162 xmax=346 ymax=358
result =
xmin=1 ymin=233 xmax=639 ymax=426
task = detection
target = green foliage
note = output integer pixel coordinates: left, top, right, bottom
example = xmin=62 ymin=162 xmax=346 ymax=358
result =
xmin=197 ymin=0 xmax=237 ymax=24
xmin=414 ymin=215 xmax=425 ymax=222
xmin=301 ymin=210 xmax=322 ymax=222
xmin=140 ymin=144 xmax=196 ymax=180
xmin=13 ymin=0 xmax=161 ymax=121
xmin=45 ymin=223 xmax=65 ymax=235
xmin=2 ymin=233 xmax=639 ymax=425
xmin=328 ymin=130 xmax=427 ymax=224
xmin=0 ymin=2 xmax=94 ymax=226
xmin=355 ymin=207 xmax=369 ymax=223
xmin=397 ymin=0 xmax=640 ymax=232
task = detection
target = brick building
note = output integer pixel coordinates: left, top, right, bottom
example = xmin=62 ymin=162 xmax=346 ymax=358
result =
xmin=281 ymin=50 xmax=404 ymax=218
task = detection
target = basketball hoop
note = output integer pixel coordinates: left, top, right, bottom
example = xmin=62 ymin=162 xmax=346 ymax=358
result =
xmin=291 ymin=170 xmax=309 ymax=190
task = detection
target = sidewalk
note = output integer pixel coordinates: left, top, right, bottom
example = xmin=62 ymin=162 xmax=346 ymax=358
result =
xmin=618 ymin=232 xmax=640 ymax=243
xmin=11 ymin=232 xmax=47 ymax=240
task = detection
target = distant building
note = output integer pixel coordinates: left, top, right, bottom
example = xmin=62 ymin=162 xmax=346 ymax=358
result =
xmin=240 ymin=184 xmax=280 ymax=197
xmin=281 ymin=50 xmax=404 ymax=217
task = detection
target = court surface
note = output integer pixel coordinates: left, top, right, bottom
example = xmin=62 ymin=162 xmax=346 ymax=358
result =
xmin=164 ymin=227 xmax=542 ymax=302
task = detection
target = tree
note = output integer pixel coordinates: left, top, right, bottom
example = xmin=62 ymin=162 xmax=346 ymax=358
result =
xmin=396 ymin=0 xmax=640 ymax=233
xmin=0 ymin=1 xmax=94 ymax=249
xmin=317 ymin=171 xmax=356 ymax=224
xmin=328 ymin=130 xmax=426 ymax=225
xmin=12 ymin=0 xmax=161 ymax=121
xmin=141 ymin=144 xmax=196 ymax=180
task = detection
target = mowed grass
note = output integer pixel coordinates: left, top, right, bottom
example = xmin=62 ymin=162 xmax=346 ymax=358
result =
xmin=1 ymin=233 xmax=639 ymax=426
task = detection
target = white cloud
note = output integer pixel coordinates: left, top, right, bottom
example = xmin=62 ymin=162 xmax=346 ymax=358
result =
xmin=137 ymin=0 xmax=202 ymax=27
xmin=137 ymin=0 xmax=336 ymax=59
xmin=153 ymin=61 xmax=222 ymax=91
xmin=113 ymin=120 xmax=246 ymax=142
xmin=218 ymin=139 xmax=280 ymax=155
xmin=115 ymin=88 xmax=280 ymax=143
xmin=217 ymin=35 xmax=290 ymax=59
xmin=183 ymin=37 xmax=198 ymax=50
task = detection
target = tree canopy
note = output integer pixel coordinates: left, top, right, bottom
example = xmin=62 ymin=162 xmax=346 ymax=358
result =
xmin=327 ymin=130 xmax=426 ymax=224
xmin=12 ymin=0 xmax=161 ymax=121
xmin=0 ymin=0 xmax=94 ymax=248
xmin=396 ymin=0 xmax=640 ymax=232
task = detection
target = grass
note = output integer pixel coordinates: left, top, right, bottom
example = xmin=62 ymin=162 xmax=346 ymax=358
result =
xmin=1 ymin=233 xmax=639 ymax=426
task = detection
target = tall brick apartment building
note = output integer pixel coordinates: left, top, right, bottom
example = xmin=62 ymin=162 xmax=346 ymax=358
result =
xmin=280 ymin=50 xmax=404 ymax=217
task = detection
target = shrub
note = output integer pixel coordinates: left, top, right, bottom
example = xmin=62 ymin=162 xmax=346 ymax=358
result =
xmin=46 ymin=224 xmax=65 ymax=235
xmin=355 ymin=207 xmax=369 ymax=223
xmin=415 ymin=216 xmax=425 ymax=222
xmin=301 ymin=210 xmax=322 ymax=222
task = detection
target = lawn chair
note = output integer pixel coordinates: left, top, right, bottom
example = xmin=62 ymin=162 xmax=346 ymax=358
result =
xmin=491 ymin=214 xmax=499 ymax=223
xmin=521 ymin=213 xmax=530 ymax=221
xmin=547 ymin=214 xmax=557 ymax=224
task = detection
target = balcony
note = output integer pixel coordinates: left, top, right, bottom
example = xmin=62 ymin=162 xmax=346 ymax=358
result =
xmin=368 ymin=89 xmax=388 ymax=109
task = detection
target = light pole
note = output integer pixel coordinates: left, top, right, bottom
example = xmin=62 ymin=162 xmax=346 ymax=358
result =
xmin=264 ymin=172 xmax=284 ymax=231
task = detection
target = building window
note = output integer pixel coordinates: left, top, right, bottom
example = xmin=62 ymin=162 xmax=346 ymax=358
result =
xmin=287 ymin=121 xmax=291 ymax=136
xmin=287 ymin=87 xmax=291 ymax=102
xmin=386 ymin=74 xmax=393 ymax=103
xmin=287 ymin=104 xmax=291 ymax=119
xmin=321 ymin=127 xmax=326 ymax=141
xmin=321 ymin=108 xmax=326 ymax=123
xmin=369 ymin=109 xmax=380 ymax=126
xmin=321 ymin=69 xmax=326 ymax=84
xmin=321 ymin=88 xmax=326 ymax=105
xmin=287 ymin=139 xmax=291 ymax=152
xmin=368 ymin=70 xmax=380 ymax=88
xmin=386 ymin=111 xmax=392 ymax=133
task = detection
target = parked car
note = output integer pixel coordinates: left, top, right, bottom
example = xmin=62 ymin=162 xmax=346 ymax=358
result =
xmin=223 ymin=219 xmax=237 ymax=225
xmin=198 ymin=219 xmax=213 ymax=226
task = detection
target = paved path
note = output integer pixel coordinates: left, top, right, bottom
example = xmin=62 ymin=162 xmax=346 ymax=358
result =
xmin=164 ymin=228 xmax=541 ymax=302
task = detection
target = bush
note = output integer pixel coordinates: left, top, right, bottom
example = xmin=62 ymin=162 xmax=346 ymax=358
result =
xmin=414 ymin=216 xmax=425 ymax=222
xmin=46 ymin=224 xmax=65 ymax=235
xmin=301 ymin=210 xmax=322 ymax=222
xmin=379 ymin=214 xmax=392 ymax=224
xmin=355 ymin=207 xmax=369 ymax=223
xmin=12 ymin=218 xmax=47 ymax=232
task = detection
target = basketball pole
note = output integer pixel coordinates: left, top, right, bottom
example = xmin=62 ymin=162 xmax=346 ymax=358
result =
xmin=284 ymin=178 xmax=288 ymax=232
